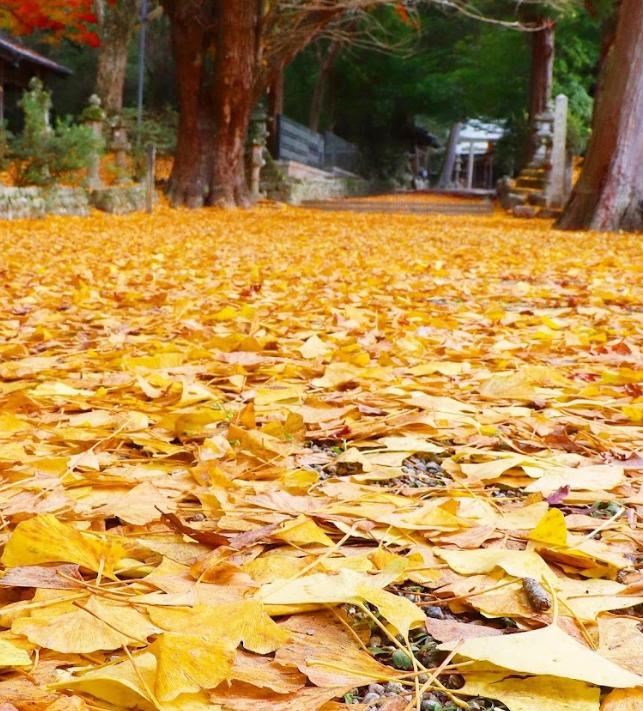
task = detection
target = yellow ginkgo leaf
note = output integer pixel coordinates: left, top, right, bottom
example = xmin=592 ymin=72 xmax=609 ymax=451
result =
xmin=357 ymin=585 xmax=425 ymax=638
xmin=54 ymin=652 xmax=157 ymax=709
xmin=459 ymin=666 xmax=600 ymax=711
xmin=299 ymin=334 xmax=330 ymax=359
xmin=1 ymin=515 xmax=129 ymax=578
xmin=12 ymin=597 xmax=159 ymax=653
xmin=0 ymin=637 xmax=31 ymax=667
xmin=434 ymin=548 xmax=552 ymax=582
xmin=259 ymin=569 xmax=397 ymax=608
xmin=150 ymin=632 xmax=236 ymax=702
xmin=601 ymin=688 xmax=643 ymax=711
xmin=231 ymin=649 xmax=306 ymax=693
xmin=439 ymin=624 xmax=643 ymax=688
xmin=148 ymin=600 xmax=290 ymax=655
xmin=528 ymin=508 xmax=568 ymax=547
xmin=273 ymin=515 xmax=334 ymax=547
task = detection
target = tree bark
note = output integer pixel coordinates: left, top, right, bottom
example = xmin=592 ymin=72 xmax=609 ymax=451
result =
xmin=95 ymin=0 xmax=140 ymax=116
xmin=208 ymin=0 xmax=260 ymax=207
xmin=164 ymin=0 xmax=344 ymax=207
xmin=528 ymin=22 xmax=555 ymax=124
xmin=162 ymin=0 xmax=213 ymax=207
xmin=557 ymin=0 xmax=643 ymax=232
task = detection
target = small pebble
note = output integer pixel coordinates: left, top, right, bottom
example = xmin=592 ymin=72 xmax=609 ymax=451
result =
xmin=362 ymin=692 xmax=380 ymax=704
xmin=421 ymin=700 xmax=441 ymax=711
xmin=367 ymin=684 xmax=385 ymax=695
xmin=386 ymin=682 xmax=404 ymax=694
xmin=425 ymin=605 xmax=445 ymax=619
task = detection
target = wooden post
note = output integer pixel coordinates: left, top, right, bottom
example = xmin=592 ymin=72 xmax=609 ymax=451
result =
xmin=145 ymin=143 xmax=156 ymax=214
xmin=438 ymin=122 xmax=461 ymax=188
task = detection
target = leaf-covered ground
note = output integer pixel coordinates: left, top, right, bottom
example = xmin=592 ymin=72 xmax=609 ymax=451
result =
xmin=0 ymin=202 xmax=641 ymax=711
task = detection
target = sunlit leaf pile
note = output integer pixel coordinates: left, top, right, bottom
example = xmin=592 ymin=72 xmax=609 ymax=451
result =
xmin=0 ymin=202 xmax=641 ymax=710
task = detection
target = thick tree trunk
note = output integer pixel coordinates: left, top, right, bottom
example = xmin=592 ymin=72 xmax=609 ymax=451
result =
xmin=208 ymin=0 xmax=260 ymax=207
xmin=528 ymin=22 xmax=555 ymax=124
xmin=163 ymin=0 xmax=212 ymax=207
xmin=557 ymin=0 xmax=643 ymax=231
xmin=164 ymin=0 xmax=344 ymax=208
xmin=95 ymin=0 xmax=140 ymax=116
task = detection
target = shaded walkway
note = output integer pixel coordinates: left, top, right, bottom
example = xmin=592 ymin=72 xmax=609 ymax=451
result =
xmin=301 ymin=190 xmax=494 ymax=215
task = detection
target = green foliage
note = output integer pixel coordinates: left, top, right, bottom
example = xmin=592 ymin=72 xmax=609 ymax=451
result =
xmin=391 ymin=649 xmax=413 ymax=670
xmin=0 ymin=121 xmax=12 ymax=170
xmin=121 ymin=107 xmax=178 ymax=156
xmin=120 ymin=107 xmax=177 ymax=180
xmin=13 ymin=118 xmax=102 ymax=187
xmin=12 ymin=81 xmax=102 ymax=187
xmin=286 ymin=4 xmax=604 ymax=178
xmin=554 ymin=9 xmax=602 ymax=154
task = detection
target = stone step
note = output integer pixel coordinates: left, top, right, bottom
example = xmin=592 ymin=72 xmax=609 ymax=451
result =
xmin=521 ymin=167 xmax=547 ymax=179
xmin=300 ymin=200 xmax=494 ymax=215
xmin=510 ymin=186 xmax=541 ymax=197
xmin=527 ymin=192 xmax=547 ymax=206
xmin=512 ymin=204 xmax=562 ymax=219
xmin=515 ymin=176 xmax=546 ymax=189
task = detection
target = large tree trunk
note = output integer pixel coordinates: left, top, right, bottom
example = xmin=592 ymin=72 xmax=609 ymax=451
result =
xmin=208 ymin=0 xmax=260 ymax=207
xmin=528 ymin=22 xmax=555 ymax=124
xmin=163 ymin=0 xmax=213 ymax=207
xmin=164 ymin=0 xmax=343 ymax=208
xmin=557 ymin=0 xmax=643 ymax=231
xmin=95 ymin=0 xmax=140 ymax=116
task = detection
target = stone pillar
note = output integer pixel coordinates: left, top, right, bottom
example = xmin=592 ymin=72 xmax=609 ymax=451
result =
xmin=110 ymin=117 xmax=131 ymax=185
xmin=546 ymin=94 xmax=569 ymax=208
xmin=82 ymin=95 xmax=105 ymax=190
xmin=531 ymin=108 xmax=554 ymax=168
xmin=438 ymin=122 xmax=461 ymax=188
xmin=248 ymin=105 xmax=268 ymax=201
xmin=454 ymin=154 xmax=463 ymax=186
xmin=467 ymin=141 xmax=475 ymax=190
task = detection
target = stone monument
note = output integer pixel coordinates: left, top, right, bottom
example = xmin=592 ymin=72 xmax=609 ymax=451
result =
xmin=545 ymin=94 xmax=569 ymax=208
xmin=81 ymin=95 xmax=106 ymax=190
xmin=499 ymin=95 xmax=570 ymax=217
xmin=109 ymin=116 xmax=131 ymax=185
xmin=248 ymin=105 xmax=269 ymax=200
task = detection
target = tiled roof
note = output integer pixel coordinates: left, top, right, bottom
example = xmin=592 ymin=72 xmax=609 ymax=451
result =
xmin=0 ymin=35 xmax=72 ymax=77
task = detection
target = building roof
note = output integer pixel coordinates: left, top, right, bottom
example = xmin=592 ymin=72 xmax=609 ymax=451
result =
xmin=456 ymin=119 xmax=506 ymax=156
xmin=0 ymin=34 xmax=72 ymax=77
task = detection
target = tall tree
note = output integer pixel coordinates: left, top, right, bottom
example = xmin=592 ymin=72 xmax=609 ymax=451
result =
xmin=162 ymin=0 xmax=571 ymax=209
xmin=558 ymin=0 xmax=642 ymax=231
xmin=94 ymin=0 xmax=141 ymax=116
xmin=161 ymin=0 xmax=346 ymax=207
xmin=528 ymin=20 xmax=555 ymax=123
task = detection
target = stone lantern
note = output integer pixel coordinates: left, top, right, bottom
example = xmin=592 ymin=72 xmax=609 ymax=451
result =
xmin=81 ymin=94 xmax=106 ymax=190
xmin=109 ymin=116 xmax=132 ymax=185
xmin=248 ymin=105 xmax=269 ymax=201
xmin=531 ymin=107 xmax=555 ymax=168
